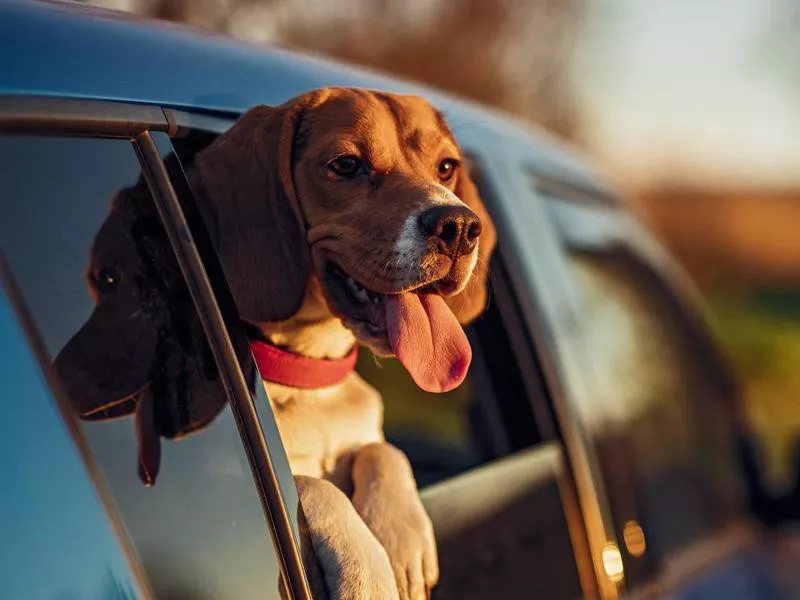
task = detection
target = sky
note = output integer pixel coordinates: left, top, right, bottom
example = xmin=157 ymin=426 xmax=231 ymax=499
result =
xmin=572 ymin=0 xmax=800 ymax=190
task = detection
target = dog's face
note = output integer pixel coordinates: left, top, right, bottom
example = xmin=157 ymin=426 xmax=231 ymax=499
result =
xmin=196 ymin=88 xmax=496 ymax=392
xmin=54 ymin=181 xmax=228 ymax=486
xmin=294 ymin=92 xmax=484 ymax=342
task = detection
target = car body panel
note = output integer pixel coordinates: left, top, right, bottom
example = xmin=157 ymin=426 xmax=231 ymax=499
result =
xmin=0 ymin=0 xmax=612 ymax=196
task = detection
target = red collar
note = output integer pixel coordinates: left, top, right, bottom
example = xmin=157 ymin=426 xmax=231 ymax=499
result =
xmin=249 ymin=339 xmax=358 ymax=389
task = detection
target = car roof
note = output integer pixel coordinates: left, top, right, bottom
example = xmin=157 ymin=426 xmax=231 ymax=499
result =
xmin=0 ymin=0 xmax=614 ymax=195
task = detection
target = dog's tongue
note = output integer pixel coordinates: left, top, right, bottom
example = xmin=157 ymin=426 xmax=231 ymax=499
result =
xmin=385 ymin=293 xmax=471 ymax=393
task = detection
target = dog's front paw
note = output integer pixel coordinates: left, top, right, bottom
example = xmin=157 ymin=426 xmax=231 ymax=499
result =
xmin=351 ymin=443 xmax=439 ymax=599
xmin=295 ymin=476 xmax=400 ymax=600
xmin=357 ymin=491 xmax=439 ymax=600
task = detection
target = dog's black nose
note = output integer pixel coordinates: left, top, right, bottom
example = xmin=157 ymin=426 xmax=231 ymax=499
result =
xmin=418 ymin=205 xmax=482 ymax=257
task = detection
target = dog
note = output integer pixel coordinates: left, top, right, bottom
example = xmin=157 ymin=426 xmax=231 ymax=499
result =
xmin=56 ymin=87 xmax=496 ymax=600
xmin=191 ymin=87 xmax=496 ymax=598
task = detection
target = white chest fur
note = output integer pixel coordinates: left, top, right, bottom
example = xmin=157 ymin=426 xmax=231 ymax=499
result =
xmin=263 ymin=372 xmax=384 ymax=489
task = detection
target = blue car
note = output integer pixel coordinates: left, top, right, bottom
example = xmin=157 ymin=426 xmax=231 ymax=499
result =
xmin=1 ymin=2 xmax=794 ymax=598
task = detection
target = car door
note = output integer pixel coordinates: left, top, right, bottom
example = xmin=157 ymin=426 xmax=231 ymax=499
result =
xmin=0 ymin=97 xmax=312 ymax=600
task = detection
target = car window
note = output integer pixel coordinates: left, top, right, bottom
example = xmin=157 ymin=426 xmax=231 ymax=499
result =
xmin=0 ymin=282 xmax=146 ymax=599
xmin=168 ymin=135 xmax=544 ymax=486
xmin=0 ymin=135 xmax=285 ymax=599
xmin=543 ymin=194 xmax=745 ymax=582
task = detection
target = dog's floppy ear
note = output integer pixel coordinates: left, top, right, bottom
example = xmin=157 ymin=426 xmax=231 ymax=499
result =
xmin=193 ymin=91 xmax=329 ymax=323
xmin=447 ymin=163 xmax=497 ymax=324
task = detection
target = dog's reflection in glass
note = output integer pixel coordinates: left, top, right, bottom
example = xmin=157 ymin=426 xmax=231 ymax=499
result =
xmin=54 ymin=175 xmax=227 ymax=487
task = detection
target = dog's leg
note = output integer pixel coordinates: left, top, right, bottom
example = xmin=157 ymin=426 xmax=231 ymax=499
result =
xmin=294 ymin=475 xmax=400 ymax=600
xmin=351 ymin=443 xmax=439 ymax=600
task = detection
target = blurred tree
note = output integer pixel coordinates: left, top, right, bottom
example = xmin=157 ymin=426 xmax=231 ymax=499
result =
xmin=82 ymin=0 xmax=586 ymax=139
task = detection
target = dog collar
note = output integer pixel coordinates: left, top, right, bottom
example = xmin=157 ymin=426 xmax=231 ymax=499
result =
xmin=249 ymin=339 xmax=358 ymax=389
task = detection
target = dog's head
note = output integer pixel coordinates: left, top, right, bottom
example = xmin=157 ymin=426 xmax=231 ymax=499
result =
xmin=196 ymin=87 xmax=496 ymax=392
xmin=54 ymin=179 xmax=228 ymax=486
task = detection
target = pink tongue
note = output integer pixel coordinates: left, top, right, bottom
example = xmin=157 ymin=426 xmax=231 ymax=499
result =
xmin=385 ymin=293 xmax=471 ymax=393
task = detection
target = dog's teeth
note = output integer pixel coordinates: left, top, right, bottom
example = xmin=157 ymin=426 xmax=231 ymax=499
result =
xmin=341 ymin=272 xmax=377 ymax=305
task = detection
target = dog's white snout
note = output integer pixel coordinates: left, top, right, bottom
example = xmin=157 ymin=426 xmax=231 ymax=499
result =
xmin=390 ymin=185 xmax=480 ymax=288
xmin=393 ymin=186 xmax=468 ymax=262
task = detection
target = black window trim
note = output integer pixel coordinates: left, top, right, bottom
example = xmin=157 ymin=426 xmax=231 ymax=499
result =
xmin=480 ymin=156 xmax=625 ymax=597
xmin=459 ymin=150 xmax=605 ymax=597
xmin=0 ymin=95 xmax=313 ymax=600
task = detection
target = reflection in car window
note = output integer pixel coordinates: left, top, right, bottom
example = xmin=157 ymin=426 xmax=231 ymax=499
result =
xmin=567 ymin=248 xmax=744 ymax=574
xmin=0 ymin=135 xmax=283 ymax=599
xmin=0 ymin=284 xmax=144 ymax=599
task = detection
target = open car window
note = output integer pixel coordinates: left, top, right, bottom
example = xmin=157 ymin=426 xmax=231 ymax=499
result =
xmin=168 ymin=127 xmax=551 ymax=486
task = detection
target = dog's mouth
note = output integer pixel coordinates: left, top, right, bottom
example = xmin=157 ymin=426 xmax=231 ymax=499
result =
xmin=323 ymin=262 xmax=472 ymax=393
xmin=325 ymin=263 xmax=389 ymax=338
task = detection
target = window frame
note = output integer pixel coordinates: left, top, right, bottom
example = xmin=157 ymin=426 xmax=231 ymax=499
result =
xmin=0 ymin=95 xmax=312 ymax=600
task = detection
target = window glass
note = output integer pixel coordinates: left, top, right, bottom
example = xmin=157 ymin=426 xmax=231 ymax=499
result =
xmin=0 ymin=135 xmax=283 ymax=599
xmin=0 ymin=284 xmax=144 ymax=600
xmin=564 ymin=241 xmax=744 ymax=570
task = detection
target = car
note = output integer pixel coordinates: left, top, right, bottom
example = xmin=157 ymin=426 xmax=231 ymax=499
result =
xmin=0 ymin=1 xmax=791 ymax=599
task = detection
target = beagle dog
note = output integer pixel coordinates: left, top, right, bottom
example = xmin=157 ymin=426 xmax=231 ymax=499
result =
xmin=55 ymin=88 xmax=496 ymax=600
xmin=191 ymin=87 xmax=495 ymax=599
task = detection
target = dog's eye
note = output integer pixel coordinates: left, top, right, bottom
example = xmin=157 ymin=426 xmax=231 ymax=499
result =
xmin=95 ymin=267 xmax=121 ymax=294
xmin=437 ymin=158 xmax=459 ymax=182
xmin=328 ymin=155 xmax=364 ymax=178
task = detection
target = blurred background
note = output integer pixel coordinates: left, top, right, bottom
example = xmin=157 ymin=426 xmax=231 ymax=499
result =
xmin=84 ymin=0 xmax=800 ymax=488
